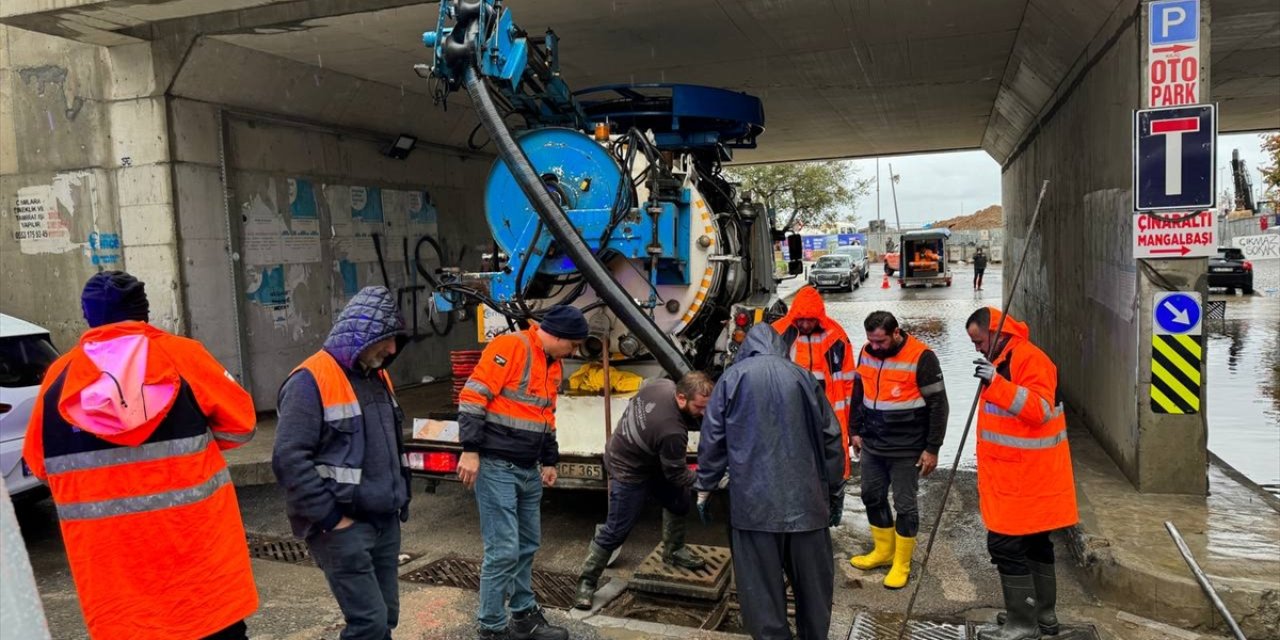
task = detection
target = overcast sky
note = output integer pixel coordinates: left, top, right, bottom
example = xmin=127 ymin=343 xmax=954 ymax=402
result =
xmin=841 ymin=132 xmax=1274 ymax=227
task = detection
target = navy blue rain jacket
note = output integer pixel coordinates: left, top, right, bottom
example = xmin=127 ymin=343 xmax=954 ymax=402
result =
xmin=696 ymin=323 xmax=846 ymax=533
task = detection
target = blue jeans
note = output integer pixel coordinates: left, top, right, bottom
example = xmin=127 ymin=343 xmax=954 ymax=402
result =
xmin=307 ymin=516 xmax=401 ymax=640
xmin=475 ymin=456 xmax=543 ymax=631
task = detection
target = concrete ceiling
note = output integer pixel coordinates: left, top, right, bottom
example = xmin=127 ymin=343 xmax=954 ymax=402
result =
xmin=5 ymin=0 xmax=1278 ymax=163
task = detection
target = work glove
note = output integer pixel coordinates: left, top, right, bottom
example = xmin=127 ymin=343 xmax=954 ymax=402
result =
xmin=973 ymin=356 xmax=996 ymax=383
xmin=828 ymin=493 xmax=845 ymax=528
xmin=696 ymin=491 xmax=712 ymax=525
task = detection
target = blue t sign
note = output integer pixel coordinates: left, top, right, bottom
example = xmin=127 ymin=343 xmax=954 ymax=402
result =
xmin=1134 ymin=105 xmax=1216 ymax=211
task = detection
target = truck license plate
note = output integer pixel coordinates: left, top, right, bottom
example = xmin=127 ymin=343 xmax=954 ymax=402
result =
xmin=556 ymin=462 xmax=603 ymax=480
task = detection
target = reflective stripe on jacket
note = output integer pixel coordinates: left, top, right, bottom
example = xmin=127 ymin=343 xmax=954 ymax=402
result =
xmin=458 ymin=325 xmax=562 ymax=467
xmin=23 ymin=323 xmax=258 ymax=640
xmin=292 ymin=350 xmax=403 ymax=502
xmin=976 ymin=308 xmax=1078 ymax=536
xmin=773 ymin=286 xmax=855 ymax=478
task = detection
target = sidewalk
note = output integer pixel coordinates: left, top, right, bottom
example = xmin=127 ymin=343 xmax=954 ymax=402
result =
xmin=1066 ymin=416 xmax=1280 ymax=638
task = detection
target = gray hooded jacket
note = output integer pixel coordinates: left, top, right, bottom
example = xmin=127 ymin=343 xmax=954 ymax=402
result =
xmin=696 ymin=323 xmax=845 ymax=533
xmin=273 ymin=286 xmax=410 ymax=538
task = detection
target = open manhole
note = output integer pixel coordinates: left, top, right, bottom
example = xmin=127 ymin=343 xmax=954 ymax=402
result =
xmin=401 ymin=556 xmax=602 ymax=610
xmin=600 ymin=591 xmax=733 ymax=631
xmin=247 ymin=533 xmax=314 ymax=565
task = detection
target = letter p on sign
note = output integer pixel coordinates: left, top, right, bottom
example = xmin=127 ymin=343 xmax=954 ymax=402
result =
xmin=1150 ymin=0 xmax=1199 ymax=44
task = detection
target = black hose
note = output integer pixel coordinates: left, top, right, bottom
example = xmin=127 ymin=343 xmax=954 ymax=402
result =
xmin=463 ymin=65 xmax=691 ymax=378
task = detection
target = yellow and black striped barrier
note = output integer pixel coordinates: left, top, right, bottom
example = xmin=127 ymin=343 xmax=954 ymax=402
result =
xmin=1151 ymin=333 xmax=1202 ymax=414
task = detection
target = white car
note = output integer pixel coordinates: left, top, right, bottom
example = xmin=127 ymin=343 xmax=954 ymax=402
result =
xmin=0 ymin=314 xmax=59 ymax=501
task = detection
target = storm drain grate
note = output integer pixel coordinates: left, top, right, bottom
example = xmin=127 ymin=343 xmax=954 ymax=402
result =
xmin=401 ymin=557 xmax=601 ymax=610
xmin=246 ymin=533 xmax=314 ymax=566
xmin=1206 ymin=300 xmax=1227 ymax=320
xmin=847 ymin=612 xmax=965 ymax=640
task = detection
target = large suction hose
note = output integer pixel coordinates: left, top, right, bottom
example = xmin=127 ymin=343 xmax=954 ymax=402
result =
xmin=463 ymin=65 xmax=692 ymax=378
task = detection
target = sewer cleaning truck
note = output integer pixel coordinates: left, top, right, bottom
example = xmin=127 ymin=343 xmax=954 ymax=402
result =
xmin=403 ymin=0 xmax=785 ymax=489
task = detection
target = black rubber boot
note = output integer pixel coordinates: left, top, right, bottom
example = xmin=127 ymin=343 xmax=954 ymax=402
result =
xmin=661 ymin=509 xmax=707 ymax=571
xmin=573 ymin=542 xmax=611 ymax=610
xmin=977 ymin=573 xmax=1040 ymax=640
xmin=995 ymin=560 xmax=1060 ymax=635
xmin=508 ymin=607 xmax=568 ymax=640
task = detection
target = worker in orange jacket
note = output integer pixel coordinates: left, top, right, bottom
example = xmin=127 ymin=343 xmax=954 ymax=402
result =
xmin=773 ymin=286 xmax=855 ymax=480
xmin=24 ymin=271 xmax=258 ymax=640
xmin=966 ymin=306 xmax=1078 ymax=640
xmin=456 ymin=305 xmax=587 ymax=640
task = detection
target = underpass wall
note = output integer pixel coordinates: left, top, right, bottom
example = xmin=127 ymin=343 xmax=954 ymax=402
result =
xmin=1 ymin=26 xmax=123 ymax=349
xmin=1000 ymin=20 xmax=1145 ymax=483
xmin=166 ymin=40 xmax=495 ymax=408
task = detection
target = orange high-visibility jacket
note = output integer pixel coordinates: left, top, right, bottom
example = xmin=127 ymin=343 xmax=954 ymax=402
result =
xmin=773 ymin=286 xmax=855 ymax=478
xmin=976 ymin=308 xmax=1079 ymax=536
xmin=291 ymin=350 xmax=399 ymax=499
xmin=458 ymin=324 xmax=562 ymax=466
xmin=24 ymin=321 xmax=258 ymax=640
xmin=856 ymin=333 xmax=929 ymax=413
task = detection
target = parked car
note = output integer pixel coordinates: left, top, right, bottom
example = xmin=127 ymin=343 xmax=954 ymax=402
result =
xmin=0 ymin=314 xmax=59 ymax=501
xmin=808 ymin=253 xmax=860 ymax=291
xmin=831 ymin=245 xmax=870 ymax=283
xmin=1208 ymin=247 xmax=1254 ymax=294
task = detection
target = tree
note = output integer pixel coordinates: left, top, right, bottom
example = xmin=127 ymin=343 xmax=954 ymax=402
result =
xmin=727 ymin=160 xmax=870 ymax=231
xmin=1261 ymin=133 xmax=1280 ymax=203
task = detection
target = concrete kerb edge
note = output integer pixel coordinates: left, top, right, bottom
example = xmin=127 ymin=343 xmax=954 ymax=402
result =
xmin=1065 ymin=430 xmax=1280 ymax=636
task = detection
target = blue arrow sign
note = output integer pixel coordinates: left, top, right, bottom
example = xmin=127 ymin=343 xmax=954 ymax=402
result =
xmin=1154 ymin=292 xmax=1202 ymax=335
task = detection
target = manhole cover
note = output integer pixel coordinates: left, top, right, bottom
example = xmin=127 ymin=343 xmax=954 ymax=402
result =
xmin=246 ymin=533 xmax=314 ymax=566
xmin=630 ymin=544 xmax=732 ymax=600
xmin=401 ymin=556 xmax=599 ymax=610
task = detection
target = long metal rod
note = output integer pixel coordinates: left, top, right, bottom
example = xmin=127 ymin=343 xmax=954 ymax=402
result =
xmin=894 ymin=180 xmax=1050 ymax=640
xmin=1165 ymin=522 xmax=1248 ymax=640
xmin=461 ymin=65 xmax=692 ymax=378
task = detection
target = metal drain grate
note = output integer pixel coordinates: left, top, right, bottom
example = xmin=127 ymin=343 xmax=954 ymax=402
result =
xmin=246 ymin=533 xmax=314 ymax=566
xmin=401 ymin=556 xmax=599 ymax=610
xmin=848 ymin=612 xmax=965 ymax=640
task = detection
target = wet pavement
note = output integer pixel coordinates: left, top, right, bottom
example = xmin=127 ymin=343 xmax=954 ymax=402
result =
xmin=1205 ymin=259 xmax=1280 ymax=494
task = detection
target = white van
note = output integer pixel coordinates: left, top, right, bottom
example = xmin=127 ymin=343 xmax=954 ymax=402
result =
xmin=0 ymin=314 xmax=58 ymax=501
xmin=831 ymin=244 xmax=869 ymax=283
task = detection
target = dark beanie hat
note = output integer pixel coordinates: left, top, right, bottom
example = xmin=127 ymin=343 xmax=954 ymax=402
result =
xmin=539 ymin=305 xmax=589 ymax=341
xmin=82 ymin=271 xmax=150 ymax=328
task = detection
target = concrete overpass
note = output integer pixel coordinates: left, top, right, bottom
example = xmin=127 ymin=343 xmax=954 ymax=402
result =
xmin=2 ymin=0 xmax=1278 ymax=493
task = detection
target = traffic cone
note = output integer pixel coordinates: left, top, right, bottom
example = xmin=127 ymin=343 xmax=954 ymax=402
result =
xmin=881 ymin=273 xmax=890 ymax=289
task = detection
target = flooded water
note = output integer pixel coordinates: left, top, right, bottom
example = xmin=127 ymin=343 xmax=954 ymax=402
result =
xmin=813 ymin=261 xmax=1280 ymax=491
xmin=1205 ymin=259 xmax=1280 ymax=494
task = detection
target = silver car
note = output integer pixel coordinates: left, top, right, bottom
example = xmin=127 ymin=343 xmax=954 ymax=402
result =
xmin=0 ymin=314 xmax=59 ymax=501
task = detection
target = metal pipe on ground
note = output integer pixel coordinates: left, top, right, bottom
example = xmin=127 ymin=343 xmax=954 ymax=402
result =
xmin=461 ymin=65 xmax=692 ymax=379
xmin=1164 ymin=521 xmax=1248 ymax=640
xmin=894 ymin=180 xmax=1051 ymax=640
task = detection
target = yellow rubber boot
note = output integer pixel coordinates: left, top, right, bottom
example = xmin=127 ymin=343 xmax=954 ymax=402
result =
xmin=849 ymin=526 xmax=896 ymax=570
xmin=883 ymin=533 xmax=916 ymax=589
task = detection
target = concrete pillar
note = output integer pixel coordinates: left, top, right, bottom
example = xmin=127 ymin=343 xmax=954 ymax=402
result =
xmin=999 ymin=0 xmax=1210 ymax=494
xmin=103 ymin=40 xmax=185 ymax=334
xmin=1132 ymin=0 xmax=1210 ymax=494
